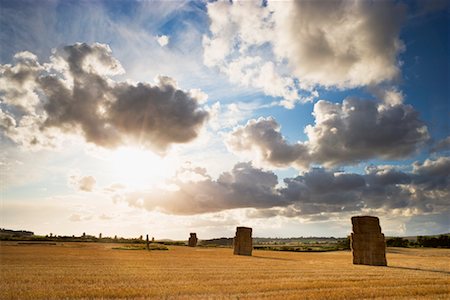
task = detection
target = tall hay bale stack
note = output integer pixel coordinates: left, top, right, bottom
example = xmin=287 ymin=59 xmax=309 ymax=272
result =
xmin=188 ymin=233 xmax=198 ymax=247
xmin=233 ymin=227 xmax=252 ymax=256
xmin=351 ymin=216 xmax=387 ymax=266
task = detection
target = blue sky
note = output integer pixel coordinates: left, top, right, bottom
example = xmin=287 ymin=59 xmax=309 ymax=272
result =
xmin=0 ymin=0 xmax=448 ymax=239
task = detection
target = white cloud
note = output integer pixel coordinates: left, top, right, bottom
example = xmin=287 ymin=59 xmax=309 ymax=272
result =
xmin=269 ymin=0 xmax=405 ymax=88
xmin=156 ymin=35 xmax=170 ymax=47
xmin=202 ymin=1 xmax=305 ymax=108
xmin=203 ymin=0 xmax=406 ymax=106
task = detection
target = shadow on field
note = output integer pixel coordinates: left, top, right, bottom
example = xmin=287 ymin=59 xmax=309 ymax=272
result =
xmin=389 ymin=265 xmax=450 ymax=275
xmin=251 ymin=255 xmax=294 ymax=261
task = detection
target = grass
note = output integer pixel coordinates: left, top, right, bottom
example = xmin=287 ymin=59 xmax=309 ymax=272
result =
xmin=0 ymin=242 xmax=449 ymax=299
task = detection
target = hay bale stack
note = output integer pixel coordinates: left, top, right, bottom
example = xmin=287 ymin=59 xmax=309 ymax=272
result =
xmin=351 ymin=216 xmax=387 ymax=266
xmin=233 ymin=227 xmax=252 ymax=256
xmin=188 ymin=233 xmax=198 ymax=247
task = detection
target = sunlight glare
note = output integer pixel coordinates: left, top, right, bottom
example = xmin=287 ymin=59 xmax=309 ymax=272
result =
xmin=109 ymin=147 xmax=176 ymax=189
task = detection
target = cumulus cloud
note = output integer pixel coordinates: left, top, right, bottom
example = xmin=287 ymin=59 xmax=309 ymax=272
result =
xmin=412 ymin=156 xmax=450 ymax=191
xmin=227 ymin=97 xmax=429 ymax=168
xmin=269 ymin=0 xmax=405 ymax=88
xmin=122 ymin=158 xmax=449 ymax=219
xmin=203 ymin=0 xmax=405 ymax=106
xmin=202 ymin=1 xmax=307 ymax=108
xmin=69 ymin=174 xmax=96 ymax=192
xmin=226 ymin=117 xmax=310 ymax=169
xmin=125 ymin=162 xmax=286 ymax=215
xmin=0 ymin=51 xmax=43 ymax=113
xmin=305 ymin=98 xmax=429 ymax=166
xmin=0 ymin=43 xmax=209 ymax=153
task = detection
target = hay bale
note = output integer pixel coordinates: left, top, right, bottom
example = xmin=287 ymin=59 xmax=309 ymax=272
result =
xmin=351 ymin=216 xmax=381 ymax=234
xmin=188 ymin=233 xmax=198 ymax=247
xmin=351 ymin=216 xmax=387 ymax=266
xmin=233 ymin=227 xmax=252 ymax=256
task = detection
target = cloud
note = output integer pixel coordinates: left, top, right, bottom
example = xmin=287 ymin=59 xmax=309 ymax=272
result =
xmin=202 ymin=1 xmax=306 ymax=108
xmin=99 ymin=213 xmax=113 ymax=220
xmin=305 ymin=98 xmax=429 ymax=166
xmin=156 ymin=35 xmax=170 ymax=47
xmin=110 ymin=76 xmax=209 ymax=152
xmin=203 ymin=0 xmax=406 ymax=106
xmin=0 ymin=51 xmax=43 ymax=113
xmin=227 ymin=97 xmax=429 ymax=168
xmin=226 ymin=117 xmax=310 ymax=169
xmin=431 ymin=136 xmax=450 ymax=153
xmin=125 ymin=162 xmax=286 ymax=215
xmin=69 ymin=214 xmax=82 ymax=222
xmin=0 ymin=43 xmax=209 ymax=153
xmin=69 ymin=175 xmax=96 ymax=192
xmin=412 ymin=156 xmax=450 ymax=191
xmin=122 ymin=158 xmax=449 ymax=219
xmin=269 ymin=0 xmax=406 ymax=88
xmin=69 ymin=213 xmax=93 ymax=222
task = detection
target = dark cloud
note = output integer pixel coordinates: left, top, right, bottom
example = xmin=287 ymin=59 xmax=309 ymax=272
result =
xmin=308 ymin=98 xmax=429 ymax=165
xmin=227 ymin=97 xmax=429 ymax=168
xmin=412 ymin=156 xmax=450 ymax=190
xmin=125 ymin=162 xmax=286 ymax=215
xmin=365 ymin=165 xmax=412 ymax=186
xmin=110 ymin=78 xmax=209 ymax=153
xmin=0 ymin=43 xmax=209 ymax=152
xmin=124 ymin=158 xmax=449 ymax=218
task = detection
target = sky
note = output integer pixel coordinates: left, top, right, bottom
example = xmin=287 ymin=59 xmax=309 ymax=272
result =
xmin=0 ymin=0 xmax=449 ymax=239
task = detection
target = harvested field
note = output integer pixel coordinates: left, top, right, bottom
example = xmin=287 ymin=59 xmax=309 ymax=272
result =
xmin=0 ymin=242 xmax=449 ymax=299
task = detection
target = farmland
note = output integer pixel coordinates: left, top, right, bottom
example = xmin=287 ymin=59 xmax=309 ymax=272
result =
xmin=0 ymin=242 xmax=449 ymax=299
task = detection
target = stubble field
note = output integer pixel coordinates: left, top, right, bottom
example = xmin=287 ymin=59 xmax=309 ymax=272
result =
xmin=0 ymin=242 xmax=449 ymax=299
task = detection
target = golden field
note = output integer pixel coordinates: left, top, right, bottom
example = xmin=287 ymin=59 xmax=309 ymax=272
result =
xmin=0 ymin=242 xmax=449 ymax=299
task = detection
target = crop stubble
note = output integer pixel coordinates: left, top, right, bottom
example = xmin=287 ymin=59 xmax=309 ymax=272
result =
xmin=0 ymin=242 xmax=449 ymax=299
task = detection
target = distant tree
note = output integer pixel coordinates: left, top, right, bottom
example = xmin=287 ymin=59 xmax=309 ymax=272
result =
xmin=337 ymin=237 xmax=350 ymax=250
xmin=386 ymin=237 xmax=409 ymax=247
xmin=417 ymin=235 xmax=450 ymax=248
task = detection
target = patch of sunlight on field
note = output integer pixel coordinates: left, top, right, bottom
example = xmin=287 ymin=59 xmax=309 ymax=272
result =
xmin=0 ymin=242 xmax=449 ymax=299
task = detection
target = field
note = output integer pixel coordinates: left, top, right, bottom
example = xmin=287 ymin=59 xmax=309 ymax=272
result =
xmin=1 ymin=242 xmax=449 ymax=299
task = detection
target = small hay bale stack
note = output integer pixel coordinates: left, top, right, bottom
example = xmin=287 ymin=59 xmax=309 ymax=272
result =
xmin=188 ymin=233 xmax=198 ymax=247
xmin=233 ymin=227 xmax=252 ymax=256
xmin=351 ymin=216 xmax=387 ymax=266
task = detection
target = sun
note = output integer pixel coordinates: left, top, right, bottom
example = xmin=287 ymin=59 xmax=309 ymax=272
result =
xmin=109 ymin=147 xmax=176 ymax=189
